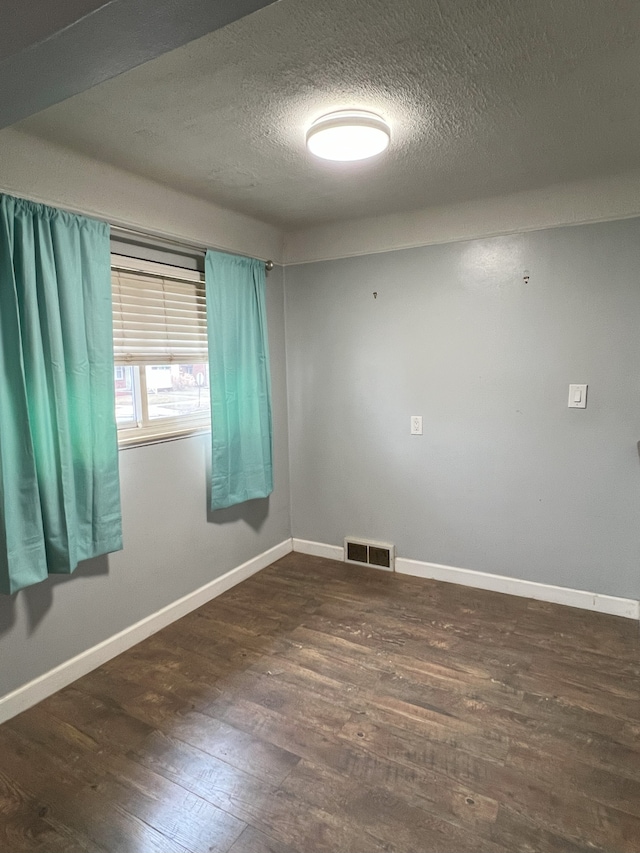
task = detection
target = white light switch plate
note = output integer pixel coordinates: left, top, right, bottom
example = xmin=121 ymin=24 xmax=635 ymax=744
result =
xmin=568 ymin=384 xmax=587 ymax=408
xmin=411 ymin=415 xmax=423 ymax=435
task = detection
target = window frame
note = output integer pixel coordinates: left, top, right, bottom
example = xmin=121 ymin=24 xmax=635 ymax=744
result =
xmin=111 ymin=254 xmax=211 ymax=447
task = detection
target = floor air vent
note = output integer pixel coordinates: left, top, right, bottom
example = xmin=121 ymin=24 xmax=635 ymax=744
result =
xmin=344 ymin=538 xmax=395 ymax=572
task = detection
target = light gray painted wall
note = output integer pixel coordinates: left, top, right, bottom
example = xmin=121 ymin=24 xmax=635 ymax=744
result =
xmin=0 ymin=266 xmax=290 ymax=697
xmin=285 ymin=218 xmax=640 ymax=600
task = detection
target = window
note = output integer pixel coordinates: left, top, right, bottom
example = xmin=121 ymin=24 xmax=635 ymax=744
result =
xmin=111 ymin=255 xmax=210 ymax=445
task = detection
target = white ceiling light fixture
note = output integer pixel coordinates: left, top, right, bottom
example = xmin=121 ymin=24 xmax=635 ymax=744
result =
xmin=306 ymin=110 xmax=390 ymax=162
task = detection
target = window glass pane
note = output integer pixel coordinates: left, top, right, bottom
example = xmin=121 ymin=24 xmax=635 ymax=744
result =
xmin=114 ymin=365 xmax=136 ymax=425
xmin=145 ymin=364 xmax=210 ymax=420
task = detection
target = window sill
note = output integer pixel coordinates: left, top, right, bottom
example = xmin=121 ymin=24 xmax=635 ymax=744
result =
xmin=118 ymin=425 xmax=210 ymax=450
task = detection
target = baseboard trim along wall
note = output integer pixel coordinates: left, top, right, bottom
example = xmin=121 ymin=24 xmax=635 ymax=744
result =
xmin=292 ymin=539 xmax=640 ymax=621
xmin=292 ymin=538 xmax=345 ymax=561
xmin=396 ymin=557 xmax=640 ymax=620
xmin=0 ymin=538 xmax=293 ymax=726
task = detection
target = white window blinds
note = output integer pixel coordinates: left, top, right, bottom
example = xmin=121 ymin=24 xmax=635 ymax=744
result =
xmin=111 ymin=256 xmax=207 ymax=366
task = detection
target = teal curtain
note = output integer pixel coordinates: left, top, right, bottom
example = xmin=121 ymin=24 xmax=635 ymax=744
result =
xmin=0 ymin=194 xmax=122 ymax=595
xmin=205 ymin=250 xmax=273 ymax=510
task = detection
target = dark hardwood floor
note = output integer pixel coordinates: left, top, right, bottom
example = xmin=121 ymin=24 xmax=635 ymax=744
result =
xmin=1 ymin=552 xmax=639 ymax=853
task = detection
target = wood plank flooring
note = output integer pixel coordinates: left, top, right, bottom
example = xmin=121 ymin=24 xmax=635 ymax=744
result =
xmin=1 ymin=552 xmax=639 ymax=852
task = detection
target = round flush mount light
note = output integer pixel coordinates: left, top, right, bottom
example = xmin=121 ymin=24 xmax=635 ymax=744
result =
xmin=306 ymin=110 xmax=391 ymax=161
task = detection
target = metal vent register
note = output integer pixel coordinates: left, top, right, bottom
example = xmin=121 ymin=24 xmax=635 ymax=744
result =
xmin=344 ymin=538 xmax=395 ymax=571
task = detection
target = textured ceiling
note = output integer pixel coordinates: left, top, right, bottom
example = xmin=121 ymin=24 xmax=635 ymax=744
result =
xmin=16 ymin=0 xmax=640 ymax=229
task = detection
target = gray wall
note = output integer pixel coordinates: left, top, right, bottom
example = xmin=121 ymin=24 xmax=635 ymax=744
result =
xmin=285 ymin=218 xmax=640 ymax=600
xmin=0 ymin=266 xmax=290 ymax=696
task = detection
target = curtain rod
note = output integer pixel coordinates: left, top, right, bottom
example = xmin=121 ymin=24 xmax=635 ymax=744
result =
xmin=110 ymin=225 xmax=274 ymax=271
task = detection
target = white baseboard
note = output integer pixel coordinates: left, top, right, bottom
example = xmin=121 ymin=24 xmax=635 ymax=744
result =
xmin=294 ymin=538 xmax=639 ymax=620
xmin=0 ymin=538 xmax=293 ymax=726
xmin=395 ymin=557 xmax=639 ymax=620
xmin=292 ymin=538 xmax=344 ymax=561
